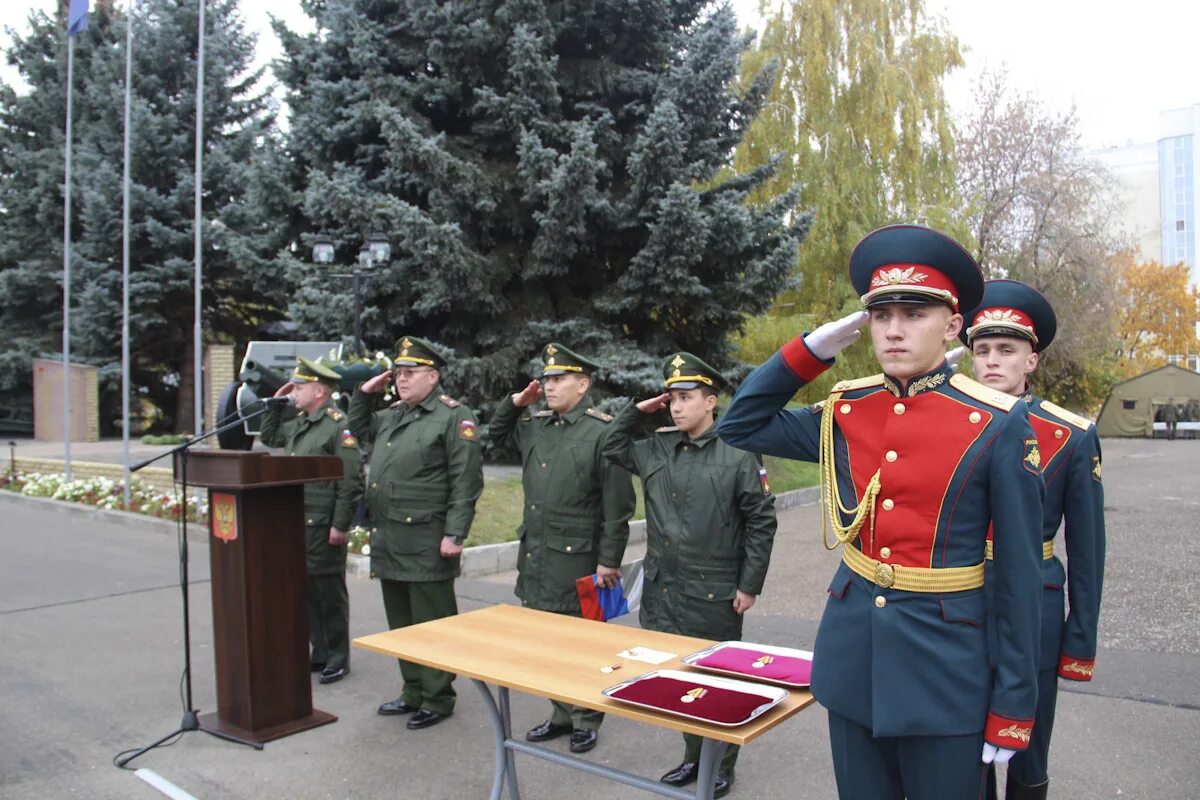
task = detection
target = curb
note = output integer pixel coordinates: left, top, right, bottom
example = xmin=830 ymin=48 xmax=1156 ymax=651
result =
xmin=3 ymin=483 xmax=819 ymax=580
xmin=347 ymin=485 xmax=820 ymax=579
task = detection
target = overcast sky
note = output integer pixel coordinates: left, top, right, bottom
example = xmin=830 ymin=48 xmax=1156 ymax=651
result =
xmin=3 ymin=0 xmax=1197 ymax=149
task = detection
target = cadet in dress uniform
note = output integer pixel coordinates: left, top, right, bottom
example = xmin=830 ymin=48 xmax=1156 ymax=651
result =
xmin=260 ymin=357 xmax=363 ymax=685
xmin=718 ymin=225 xmax=1045 ymax=799
xmin=349 ymin=336 xmax=484 ymax=730
xmin=488 ymin=343 xmax=636 ymax=754
xmin=964 ymin=280 xmax=1106 ymax=800
xmin=603 ymin=352 xmax=777 ymax=798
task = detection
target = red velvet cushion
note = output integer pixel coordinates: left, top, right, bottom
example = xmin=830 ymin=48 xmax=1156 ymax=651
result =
xmin=694 ymin=646 xmax=812 ymax=685
xmin=607 ymin=675 xmax=771 ymax=725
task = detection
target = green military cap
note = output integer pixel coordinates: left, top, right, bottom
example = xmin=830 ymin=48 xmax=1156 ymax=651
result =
xmin=291 ymin=356 xmax=341 ymax=386
xmin=663 ymin=352 xmax=728 ymax=391
xmin=541 ymin=342 xmax=599 ymax=376
xmin=393 ymin=335 xmax=446 ymax=368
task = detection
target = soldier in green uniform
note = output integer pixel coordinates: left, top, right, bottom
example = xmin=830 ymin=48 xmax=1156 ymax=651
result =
xmin=349 ymin=336 xmax=484 ymax=730
xmin=603 ymin=352 xmax=777 ymax=798
xmin=488 ymin=343 xmax=636 ymax=754
xmin=260 ymin=357 xmax=364 ymax=685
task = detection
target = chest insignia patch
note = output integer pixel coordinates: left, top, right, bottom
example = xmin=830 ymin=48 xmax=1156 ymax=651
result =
xmin=459 ymin=419 xmax=478 ymax=441
xmin=758 ymin=466 xmax=771 ymax=495
xmin=1023 ymin=438 xmax=1042 ymax=474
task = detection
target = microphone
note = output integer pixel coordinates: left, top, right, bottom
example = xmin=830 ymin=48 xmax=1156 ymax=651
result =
xmin=262 ymin=395 xmax=295 ymax=408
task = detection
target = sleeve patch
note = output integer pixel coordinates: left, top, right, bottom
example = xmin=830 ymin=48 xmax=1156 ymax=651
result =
xmin=1091 ymin=455 xmax=1102 ymax=483
xmin=1023 ymin=438 xmax=1042 ymax=474
xmin=458 ymin=419 xmax=479 ymax=441
xmin=341 ymin=429 xmax=357 ymax=448
xmin=758 ymin=466 xmax=772 ymax=495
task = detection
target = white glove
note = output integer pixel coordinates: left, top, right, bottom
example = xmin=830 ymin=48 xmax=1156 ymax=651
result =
xmin=945 ymin=346 xmax=966 ymax=371
xmin=981 ymin=743 xmax=1016 ymax=764
xmin=804 ymin=311 xmax=869 ymax=361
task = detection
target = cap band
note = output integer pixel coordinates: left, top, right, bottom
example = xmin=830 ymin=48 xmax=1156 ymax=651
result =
xmin=860 ymin=263 xmax=959 ymax=310
xmin=665 ymin=374 xmax=715 ymax=387
xmin=966 ymin=307 xmax=1038 ymax=344
xmin=543 ymin=365 xmax=584 ymax=374
xmin=394 ymin=357 xmax=436 ymax=366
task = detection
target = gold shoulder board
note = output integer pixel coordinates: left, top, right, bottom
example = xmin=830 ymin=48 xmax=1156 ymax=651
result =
xmin=586 ymin=407 xmax=614 ymax=423
xmin=831 ymin=374 xmax=885 ymax=393
xmin=655 ymin=425 xmax=679 ymax=433
xmin=532 ymin=410 xmax=554 ymax=418
xmin=438 ymin=394 xmax=461 ymax=408
xmin=1038 ymin=400 xmax=1093 ymax=430
xmin=326 ymin=408 xmax=345 ymax=421
xmin=950 ymin=374 xmax=1018 ymax=411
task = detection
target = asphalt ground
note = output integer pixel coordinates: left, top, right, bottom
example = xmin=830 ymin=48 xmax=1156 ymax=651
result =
xmin=1 ymin=437 xmax=1198 ymax=799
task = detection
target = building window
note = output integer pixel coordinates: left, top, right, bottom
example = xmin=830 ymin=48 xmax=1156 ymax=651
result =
xmin=1122 ymin=399 xmax=1136 ymax=410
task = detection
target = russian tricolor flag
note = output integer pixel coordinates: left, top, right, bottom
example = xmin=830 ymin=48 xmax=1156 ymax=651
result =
xmin=575 ymin=560 xmax=644 ymax=622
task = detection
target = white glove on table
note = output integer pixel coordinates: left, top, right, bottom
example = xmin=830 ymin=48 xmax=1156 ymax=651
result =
xmin=982 ymin=743 xmax=1016 ymax=764
xmin=804 ymin=311 xmax=869 ymax=361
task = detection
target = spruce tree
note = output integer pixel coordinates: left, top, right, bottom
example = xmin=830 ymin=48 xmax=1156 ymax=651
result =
xmin=275 ymin=0 xmax=805 ymax=410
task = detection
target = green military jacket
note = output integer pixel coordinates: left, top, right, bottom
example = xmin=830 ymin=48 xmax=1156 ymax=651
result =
xmin=489 ymin=394 xmax=636 ymax=613
xmin=260 ymin=399 xmax=364 ymax=576
xmin=349 ymin=385 xmax=484 ymax=582
xmin=603 ymin=402 xmax=777 ymax=641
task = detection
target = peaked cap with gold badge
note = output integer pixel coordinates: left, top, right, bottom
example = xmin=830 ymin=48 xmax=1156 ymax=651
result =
xmin=960 ymin=279 xmax=1057 ymax=352
xmin=663 ymin=352 xmax=729 ymax=391
xmin=849 ymin=224 xmax=984 ymax=313
xmin=290 ymin=356 xmax=341 ymax=387
xmin=393 ymin=335 xmax=447 ymax=368
xmin=540 ymin=343 xmax=599 ymax=377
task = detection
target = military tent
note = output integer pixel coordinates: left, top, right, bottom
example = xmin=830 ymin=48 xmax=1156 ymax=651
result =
xmin=1096 ymin=365 xmax=1200 ymax=437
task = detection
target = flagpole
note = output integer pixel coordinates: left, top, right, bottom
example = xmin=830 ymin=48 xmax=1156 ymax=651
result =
xmin=192 ymin=0 xmax=206 ymax=438
xmin=121 ymin=3 xmax=134 ymax=506
xmin=62 ymin=33 xmax=75 ymax=481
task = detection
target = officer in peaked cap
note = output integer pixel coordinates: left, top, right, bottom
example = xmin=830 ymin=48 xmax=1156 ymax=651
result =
xmin=260 ymin=356 xmax=363 ymax=685
xmin=488 ymin=342 xmax=636 ymax=754
xmin=349 ymin=335 xmax=484 ymax=730
xmin=719 ymin=224 xmax=1044 ymax=799
xmin=604 ymin=352 xmax=777 ymax=798
xmin=965 ymin=280 xmax=1105 ymax=800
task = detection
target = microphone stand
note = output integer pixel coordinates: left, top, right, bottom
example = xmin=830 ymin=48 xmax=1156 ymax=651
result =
xmin=114 ymin=401 xmax=287 ymax=768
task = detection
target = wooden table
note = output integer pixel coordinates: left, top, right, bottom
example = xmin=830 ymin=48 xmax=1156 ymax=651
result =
xmin=354 ymin=604 xmax=815 ymax=800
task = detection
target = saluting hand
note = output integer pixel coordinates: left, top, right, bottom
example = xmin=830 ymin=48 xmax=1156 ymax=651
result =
xmin=328 ymin=527 xmax=348 ymax=546
xmin=512 ymin=380 xmax=543 ymax=407
xmin=273 ymin=381 xmax=296 ymax=399
xmin=360 ymin=370 xmax=393 ymax=395
xmin=805 ymin=310 xmax=869 ymax=360
xmin=944 ymin=345 xmax=967 ymax=371
xmin=636 ymin=393 xmax=670 ymax=414
xmin=733 ymin=590 xmax=756 ymax=615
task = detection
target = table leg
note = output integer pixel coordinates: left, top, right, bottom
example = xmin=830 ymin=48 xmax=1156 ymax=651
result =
xmin=471 ymin=679 xmax=509 ymax=800
xmin=694 ymin=737 xmax=728 ymax=800
xmin=498 ymin=687 xmax=521 ymax=800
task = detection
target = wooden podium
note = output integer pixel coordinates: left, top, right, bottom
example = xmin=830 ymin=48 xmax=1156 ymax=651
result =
xmin=179 ymin=449 xmax=343 ymax=744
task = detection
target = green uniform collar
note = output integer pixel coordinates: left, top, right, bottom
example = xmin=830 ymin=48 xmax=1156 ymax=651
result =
xmin=300 ymin=399 xmax=337 ymax=425
xmin=400 ymin=385 xmax=445 ymax=414
xmin=555 ymin=395 xmax=595 ymax=424
xmin=678 ymin=423 xmax=719 ymax=448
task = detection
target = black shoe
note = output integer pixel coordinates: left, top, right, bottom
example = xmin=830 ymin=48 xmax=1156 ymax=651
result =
xmin=318 ymin=666 xmax=348 ymax=684
xmin=406 ymin=708 xmax=448 ymax=730
xmin=713 ymin=770 xmax=734 ymax=798
xmin=525 ymin=720 xmax=572 ymax=742
xmin=310 ymin=662 xmax=326 ymax=673
xmin=377 ymin=698 xmax=418 ymax=716
xmin=660 ymin=762 xmax=699 ymax=787
xmin=569 ymin=728 xmax=598 ymax=753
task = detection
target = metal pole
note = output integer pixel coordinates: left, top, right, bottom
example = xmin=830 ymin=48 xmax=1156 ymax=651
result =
xmin=353 ymin=272 xmax=363 ymax=356
xmin=121 ymin=3 xmax=134 ymax=506
xmin=62 ymin=34 xmax=74 ymax=481
xmin=192 ymin=0 xmax=206 ymax=437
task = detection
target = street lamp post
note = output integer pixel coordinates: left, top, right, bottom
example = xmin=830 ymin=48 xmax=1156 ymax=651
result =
xmin=312 ymin=233 xmax=391 ymax=355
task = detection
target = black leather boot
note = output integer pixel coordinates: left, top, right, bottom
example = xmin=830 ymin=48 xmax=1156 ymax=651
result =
xmin=1006 ymin=776 xmax=1049 ymax=800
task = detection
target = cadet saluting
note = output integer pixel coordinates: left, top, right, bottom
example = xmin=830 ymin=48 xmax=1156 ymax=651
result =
xmin=965 ymin=280 xmax=1106 ymax=800
xmin=488 ymin=343 xmax=636 ymax=754
xmin=603 ymin=352 xmax=776 ymax=799
xmin=349 ymin=336 xmax=484 ymax=730
xmin=718 ymin=225 xmax=1045 ymax=799
xmin=260 ymin=357 xmax=363 ymax=686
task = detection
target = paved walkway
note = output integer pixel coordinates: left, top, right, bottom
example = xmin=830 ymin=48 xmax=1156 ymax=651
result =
xmin=1 ymin=438 xmax=1197 ymax=799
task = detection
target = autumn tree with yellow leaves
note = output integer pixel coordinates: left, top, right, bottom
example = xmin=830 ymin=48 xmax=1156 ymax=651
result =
xmin=1116 ymin=255 xmax=1200 ymax=377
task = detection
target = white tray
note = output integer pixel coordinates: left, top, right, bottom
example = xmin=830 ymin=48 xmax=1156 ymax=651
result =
xmin=601 ymin=668 xmax=789 ymax=727
xmin=681 ymin=641 xmax=814 ymax=688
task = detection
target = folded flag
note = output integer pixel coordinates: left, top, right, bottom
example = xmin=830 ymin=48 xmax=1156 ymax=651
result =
xmin=576 ymin=559 xmax=645 ymax=621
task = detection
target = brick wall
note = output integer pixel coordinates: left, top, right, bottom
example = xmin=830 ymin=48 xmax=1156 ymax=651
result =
xmin=205 ymin=345 xmax=238 ymax=432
